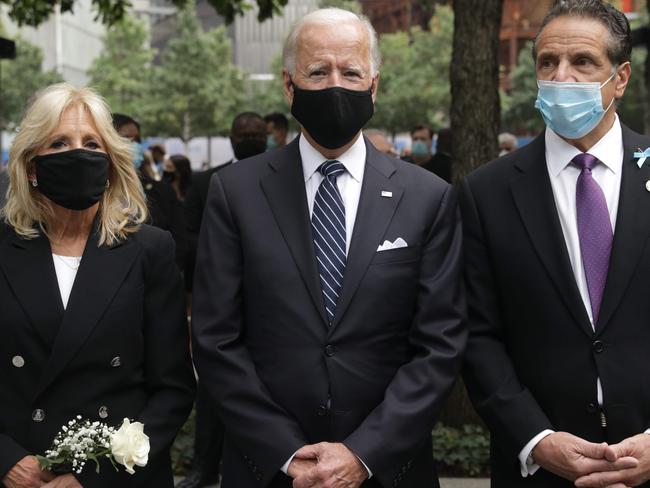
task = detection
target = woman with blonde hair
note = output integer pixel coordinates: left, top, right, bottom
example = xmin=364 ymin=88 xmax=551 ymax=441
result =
xmin=0 ymin=83 xmax=195 ymax=488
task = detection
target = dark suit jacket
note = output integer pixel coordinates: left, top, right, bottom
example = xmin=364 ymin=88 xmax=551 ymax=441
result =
xmin=0 ymin=223 xmax=195 ymax=487
xmin=460 ymin=125 xmax=650 ymax=487
xmin=0 ymin=171 xmax=7 ymax=210
xmin=192 ymin=137 xmax=466 ymax=488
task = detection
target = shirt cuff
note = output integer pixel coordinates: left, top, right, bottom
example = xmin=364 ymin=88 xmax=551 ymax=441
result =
xmin=358 ymin=456 xmax=372 ymax=478
xmin=281 ymin=451 xmax=298 ymax=475
xmin=519 ymin=429 xmax=555 ymax=477
xmin=644 ymin=429 xmax=650 ymax=435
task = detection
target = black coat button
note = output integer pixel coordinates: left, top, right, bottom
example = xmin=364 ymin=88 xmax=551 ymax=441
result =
xmin=587 ymin=402 xmax=598 ymax=413
xmin=593 ymin=340 xmax=605 ymax=353
xmin=317 ymin=405 xmax=327 ymax=416
xmin=325 ymin=344 xmax=336 ymax=357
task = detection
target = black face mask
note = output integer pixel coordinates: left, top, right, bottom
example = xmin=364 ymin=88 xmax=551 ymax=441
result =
xmin=34 ymin=148 xmax=110 ymax=210
xmin=162 ymin=170 xmax=176 ymax=183
xmin=290 ymin=83 xmax=374 ymax=149
xmin=233 ymin=139 xmax=267 ymax=161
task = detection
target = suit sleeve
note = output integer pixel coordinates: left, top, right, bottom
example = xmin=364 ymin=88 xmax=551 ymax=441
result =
xmin=0 ymin=435 xmax=29 ymax=480
xmin=459 ymin=178 xmax=553 ymax=460
xmin=191 ymin=173 xmax=308 ymax=486
xmin=136 ymin=231 xmax=196 ymax=461
xmin=344 ymin=185 xmax=467 ymax=487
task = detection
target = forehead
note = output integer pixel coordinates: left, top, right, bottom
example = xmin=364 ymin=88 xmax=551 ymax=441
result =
xmin=54 ymin=104 xmax=100 ymax=133
xmin=118 ymin=122 xmax=139 ymax=137
xmin=536 ymin=16 xmax=611 ymax=60
xmin=296 ymin=21 xmax=370 ymax=66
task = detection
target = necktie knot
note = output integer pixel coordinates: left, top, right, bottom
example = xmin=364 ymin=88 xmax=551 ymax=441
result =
xmin=573 ymin=153 xmax=599 ymax=172
xmin=319 ymin=160 xmax=345 ymax=179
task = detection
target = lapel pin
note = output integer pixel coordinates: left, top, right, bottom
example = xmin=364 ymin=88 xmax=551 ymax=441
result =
xmin=645 ymin=180 xmax=650 ymax=192
xmin=634 ymin=147 xmax=650 ymax=168
xmin=381 ymin=191 xmax=393 ymax=198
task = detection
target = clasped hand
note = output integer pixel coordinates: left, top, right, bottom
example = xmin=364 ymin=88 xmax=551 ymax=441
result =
xmin=533 ymin=431 xmax=650 ymax=487
xmin=288 ymin=442 xmax=368 ymax=488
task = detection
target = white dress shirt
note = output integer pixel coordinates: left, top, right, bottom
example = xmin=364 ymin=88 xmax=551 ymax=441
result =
xmin=281 ymin=132 xmax=372 ymax=478
xmin=52 ymin=254 xmax=82 ymax=309
xmin=300 ymin=132 xmax=365 ymax=254
xmin=519 ymin=116 xmax=624 ymax=476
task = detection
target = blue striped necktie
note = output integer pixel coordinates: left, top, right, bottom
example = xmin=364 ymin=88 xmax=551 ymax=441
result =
xmin=311 ymin=160 xmax=347 ymax=324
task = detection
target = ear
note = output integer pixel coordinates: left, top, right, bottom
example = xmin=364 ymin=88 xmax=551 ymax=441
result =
xmin=283 ymin=69 xmax=294 ymax=106
xmin=370 ymin=73 xmax=380 ymax=104
xmin=614 ymin=61 xmax=631 ymax=100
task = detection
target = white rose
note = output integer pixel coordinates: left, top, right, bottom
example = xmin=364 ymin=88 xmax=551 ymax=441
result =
xmin=110 ymin=418 xmax=150 ymax=474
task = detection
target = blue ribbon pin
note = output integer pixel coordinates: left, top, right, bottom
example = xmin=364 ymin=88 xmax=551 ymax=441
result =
xmin=634 ymin=148 xmax=650 ymax=168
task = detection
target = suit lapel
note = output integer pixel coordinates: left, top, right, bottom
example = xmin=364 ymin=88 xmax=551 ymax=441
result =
xmin=330 ymin=141 xmax=403 ymax=330
xmin=0 ymin=230 xmax=63 ymax=346
xmin=596 ymin=126 xmax=650 ymax=334
xmin=260 ymin=139 xmax=329 ymax=327
xmin=34 ymin=230 xmax=141 ymax=399
xmin=510 ymin=134 xmax=593 ymax=338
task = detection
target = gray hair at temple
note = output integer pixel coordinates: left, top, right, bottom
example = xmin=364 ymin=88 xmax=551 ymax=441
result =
xmin=532 ymin=0 xmax=631 ymax=66
xmin=282 ymin=8 xmax=381 ymax=77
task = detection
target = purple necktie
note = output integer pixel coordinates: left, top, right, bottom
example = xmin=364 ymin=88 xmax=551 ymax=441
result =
xmin=573 ymin=153 xmax=613 ymax=325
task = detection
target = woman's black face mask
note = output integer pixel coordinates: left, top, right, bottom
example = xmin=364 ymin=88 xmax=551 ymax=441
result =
xmin=33 ymin=148 xmax=110 ymax=210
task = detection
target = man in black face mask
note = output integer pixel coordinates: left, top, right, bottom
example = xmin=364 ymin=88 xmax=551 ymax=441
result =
xmin=192 ymin=8 xmax=465 ymax=488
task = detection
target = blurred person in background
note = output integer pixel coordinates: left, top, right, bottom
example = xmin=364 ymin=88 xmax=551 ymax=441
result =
xmin=423 ymin=127 xmax=452 ymax=183
xmin=113 ymin=113 xmax=187 ymax=270
xmin=163 ymin=154 xmax=193 ymax=202
xmin=0 ymin=83 xmax=194 ymax=488
xmin=264 ymin=112 xmax=289 ymax=150
xmin=403 ymin=124 xmax=434 ymax=167
xmin=364 ymin=129 xmax=397 ymax=156
xmin=498 ymin=132 xmax=519 ymax=156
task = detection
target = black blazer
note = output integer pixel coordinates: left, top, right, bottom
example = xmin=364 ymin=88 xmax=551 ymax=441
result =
xmin=192 ymin=137 xmax=466 ymax=488
xmin=460 ymin=125 xmax=650 ymax=487
xmin=0 ymin=223 xmax=195 ymax=487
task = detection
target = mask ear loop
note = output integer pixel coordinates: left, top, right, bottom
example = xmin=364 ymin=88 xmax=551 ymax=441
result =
xmin=601 ymin=62 xmax=629 ymax=113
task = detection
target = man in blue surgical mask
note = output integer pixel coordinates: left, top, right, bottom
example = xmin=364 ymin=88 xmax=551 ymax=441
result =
xmin=461 ymin=1 xmax=650 ymax=487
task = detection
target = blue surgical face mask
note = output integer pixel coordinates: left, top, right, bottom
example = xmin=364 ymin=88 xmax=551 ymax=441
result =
xmin=534 ymin=70 xmax=617 ymax=140
xmin=411 ymin=140 xmax=431 ymax=157
xmin=131 ymin=142 xmax=144 ymax=170
xmin=266 ymin=134 xmax=278 ymax=151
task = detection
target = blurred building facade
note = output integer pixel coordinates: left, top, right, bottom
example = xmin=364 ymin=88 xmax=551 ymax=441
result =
xmin=0 ymin=0 xmax=105 ymax=86
xmin=147 ymin=0 xmax=317 ymax=76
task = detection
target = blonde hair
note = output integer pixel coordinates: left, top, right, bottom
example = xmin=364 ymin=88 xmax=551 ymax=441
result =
xmin=3 ymin=83 xmax=148 ymax=246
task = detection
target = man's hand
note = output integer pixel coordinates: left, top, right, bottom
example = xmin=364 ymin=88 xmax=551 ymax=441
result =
xmin=575 ymin=434 xmax=650 ymax=487
xmin=531 ymin=432 xmax=638 ymax=482
xmin=2 ymin=455 xmax=55 ymax=488
xmin=288 ymin=457 xmax=318 ymax=479
xmin=291 ymin=442 xmax=368 ymax=488
xmin=41 ymin=474 xmax=83 ymax=488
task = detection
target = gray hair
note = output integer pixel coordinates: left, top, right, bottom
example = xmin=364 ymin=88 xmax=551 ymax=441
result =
xmin=532 ymin=0 xmax=631 ymax=66
xmin=498 ymin=132 xmax=518 ymax=148
xmin=282 ymin=8 xmax=381 ymax=77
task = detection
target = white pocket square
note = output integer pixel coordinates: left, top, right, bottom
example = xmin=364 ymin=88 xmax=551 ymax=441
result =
xmin=377 ymin=237 xmax=408 ymax=252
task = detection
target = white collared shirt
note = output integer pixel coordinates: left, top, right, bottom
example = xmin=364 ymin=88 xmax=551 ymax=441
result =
xmin=300 ymin=132 xmax=366 ymax=254
xmin=519 ymin=116 xmax=624 ymax=477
